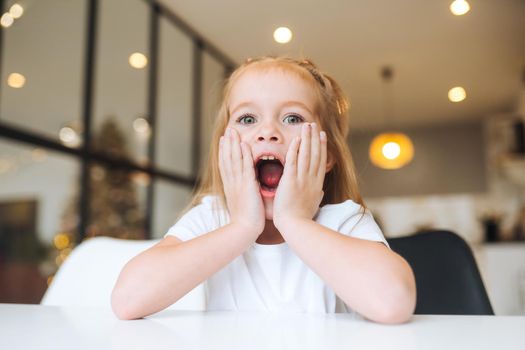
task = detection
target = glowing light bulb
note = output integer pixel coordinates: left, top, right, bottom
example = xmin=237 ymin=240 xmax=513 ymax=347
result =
xmin=273 ymin=27 xmax=293 ymax=44
xmin=448 ymin=86 xmax=467 ymax=102
xmin=129 ymin=52 xmax=148 ymax=69
xmin=369 ymin=133 xmax=414 ymax=169
xmin=7 ymin=72 xmax=25 ymax=88
xmin=9 ymin=4 xmax=24 ymax=19
xmin=450 ymin=0 xmax=470 ymax=16
xmin=382 ymin=142 xmax=401 ymax=160
xmin=0 ymin=13 xmax=14 ymax=27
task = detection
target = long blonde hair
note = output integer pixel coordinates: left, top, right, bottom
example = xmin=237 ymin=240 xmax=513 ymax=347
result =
xmin=186 ymin=56 xmax=363 ymax=214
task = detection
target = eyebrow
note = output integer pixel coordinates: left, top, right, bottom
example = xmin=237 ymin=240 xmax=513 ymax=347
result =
xmin=230 ymin=100 xmax=314 ymax=116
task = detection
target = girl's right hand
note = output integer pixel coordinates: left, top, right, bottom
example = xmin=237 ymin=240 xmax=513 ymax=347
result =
xmin=219 ymin=127 xmax=265 ymax=238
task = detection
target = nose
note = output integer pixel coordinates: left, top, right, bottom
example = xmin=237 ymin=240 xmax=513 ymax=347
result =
xmin=256 ymin=121 xmax=282 ymax=143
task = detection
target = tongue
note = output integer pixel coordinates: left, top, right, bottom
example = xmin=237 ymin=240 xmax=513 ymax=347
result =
xmin=259 ymin=162 xmax=283 ymax=188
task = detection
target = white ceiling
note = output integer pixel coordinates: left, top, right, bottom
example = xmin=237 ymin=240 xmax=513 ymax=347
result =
xmin=159 ymin=0 xmax=525 ymax=131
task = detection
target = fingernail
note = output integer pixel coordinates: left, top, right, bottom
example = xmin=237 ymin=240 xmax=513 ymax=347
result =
xmin=320 ymin=131 xmax=326 ymax=140
xmin=311 ymin=122 xmax=316 ymax=128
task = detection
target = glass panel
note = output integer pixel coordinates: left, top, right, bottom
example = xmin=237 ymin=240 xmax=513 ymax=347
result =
xmin=93 ymin=0 xmax=149 ymax=162
xmin=156 ymin=16 xmax=193 ymax=177
xmin=152 ymin=179 xmax=192 ymax=239
xmin=86 ymin=163 xmax=148 ymax=240
xmin=0 ymin=0 xmax=85 ymax=145
xmin=200 ymin=52 xmax=225 ymax=172
xmin=0 ymin=138 xmax=79 ymax=303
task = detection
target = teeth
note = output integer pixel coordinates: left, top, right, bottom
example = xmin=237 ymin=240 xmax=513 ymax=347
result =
xmin=260 ymin=155 xmax=276 ymax=161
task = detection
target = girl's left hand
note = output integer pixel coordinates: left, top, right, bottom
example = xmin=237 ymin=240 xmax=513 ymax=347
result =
xmin=273 ymin=123 xmax=327 ymax=229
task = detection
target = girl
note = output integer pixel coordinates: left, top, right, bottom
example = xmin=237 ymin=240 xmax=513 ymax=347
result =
xmin=111 ymin=57 xmax=416 ymax=323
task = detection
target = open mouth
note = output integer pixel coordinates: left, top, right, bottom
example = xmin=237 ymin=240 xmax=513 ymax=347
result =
xmin=256 ymin=156 xmax=284 ymax=193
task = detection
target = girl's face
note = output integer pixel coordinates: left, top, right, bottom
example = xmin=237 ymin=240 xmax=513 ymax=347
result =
xmin=227 ymin=68 xmax=319 ymax=220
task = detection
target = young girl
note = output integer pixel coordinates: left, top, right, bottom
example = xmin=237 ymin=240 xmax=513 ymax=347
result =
xmin=111 ymin=56 xmax=416 ymax=323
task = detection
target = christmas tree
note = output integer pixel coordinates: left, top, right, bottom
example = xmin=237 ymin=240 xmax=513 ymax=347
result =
xmin=86 ymin=118 xmax=146 ymax=240
xmin=45 ymin=117 xmax=146 ymax=281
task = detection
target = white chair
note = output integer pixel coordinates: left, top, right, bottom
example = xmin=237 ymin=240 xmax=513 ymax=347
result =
xmin=41 ymin=236 xmax=205 ymax=311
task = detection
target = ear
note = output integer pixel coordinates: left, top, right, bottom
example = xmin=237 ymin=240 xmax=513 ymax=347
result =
xmin=325 ymin=153 xmax=336 ymax=173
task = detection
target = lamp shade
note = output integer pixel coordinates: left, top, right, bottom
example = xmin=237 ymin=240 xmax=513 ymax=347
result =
xmin=369 ymin=132 xmax=414 ymax=169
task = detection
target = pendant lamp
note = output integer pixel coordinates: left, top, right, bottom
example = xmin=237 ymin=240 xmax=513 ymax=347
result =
xmin=369 ymin=66 xmax=414 ymax=170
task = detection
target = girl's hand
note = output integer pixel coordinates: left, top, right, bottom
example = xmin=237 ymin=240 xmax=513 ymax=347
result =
xmin=273 ymin=123 xmax=327 ymax=229
xmin=219 ymin=127 xmax=266 ymax=237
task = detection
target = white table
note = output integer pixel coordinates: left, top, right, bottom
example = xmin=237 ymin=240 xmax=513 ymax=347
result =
xmin=1 ymin=304 xmax=524 ymax=350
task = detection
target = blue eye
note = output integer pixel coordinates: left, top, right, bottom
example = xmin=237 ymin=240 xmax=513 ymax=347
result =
xmin=283 ymin=114 xmax=304 ymax=124
xmin=238 ymin=114 xmax=256 ymax=124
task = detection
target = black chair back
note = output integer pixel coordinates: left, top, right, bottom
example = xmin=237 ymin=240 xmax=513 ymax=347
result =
xmin=387 ymin=230 xmax=494 ymax=315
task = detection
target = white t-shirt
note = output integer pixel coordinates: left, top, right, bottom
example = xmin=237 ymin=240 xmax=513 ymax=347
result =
xmin=165 ymin=195 xmax=387 ymax=313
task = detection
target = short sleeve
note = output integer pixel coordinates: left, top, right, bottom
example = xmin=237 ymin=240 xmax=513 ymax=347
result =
xmin=338 ymin=209 xmax=389 ymax=247
xmin=316 ymin=200 xmax=388 ymax=247
xmin=164 ymin=196 xmax=227 ymax=241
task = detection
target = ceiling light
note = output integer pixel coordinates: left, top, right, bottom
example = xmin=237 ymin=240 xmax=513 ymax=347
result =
xmin=7 ymin=73 xmax=25 ymax=88
xmin=382 ymin=142 xmax=401 ymax=160
xmin=9 ymin=4 xmax=24 ymax=19
xmin=369 ymin=67 xmax=415 ymax=170
xmin=370 ymin=133 xmax=414 ymax=170
xmin=448 ymin=86 xmax=467 ymax=102
xmin=450 ymin=0 xmax=470 ymax=16
xmin=129 ymin=52 xmax=148 ymax=69
xmin=273 ymin=27 xmax=293 ymax=44
xmin=0 ymin=13 xmax=14 ymax=27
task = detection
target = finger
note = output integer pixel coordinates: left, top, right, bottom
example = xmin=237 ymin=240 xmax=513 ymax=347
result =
xmin=218 ymin=135 xmax=226 ymax=178
xmin=310 ymin=123 xmax=321 ymax=175
xmin=222 ymin=128 xmax=233 ymax=178
xmin=317 ymin=131 xmax=328 ymax=182
xmin=240 ymin=141 xmax=256 ymax=180
xmin=284 ymin=136 xmax=301 ymax=178
xmin=230 ymin=128 xmax=243 ymax=177
xmin=297 ymin=123 xmax=311 ymax=177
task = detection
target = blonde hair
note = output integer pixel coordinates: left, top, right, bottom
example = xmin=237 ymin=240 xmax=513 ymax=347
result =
xmin=186 ymin=56 xmax=364 ymax=215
